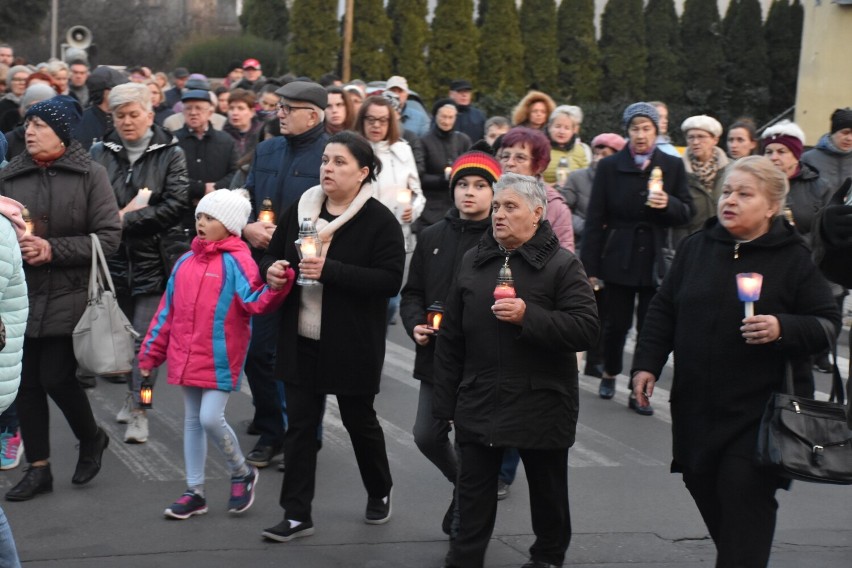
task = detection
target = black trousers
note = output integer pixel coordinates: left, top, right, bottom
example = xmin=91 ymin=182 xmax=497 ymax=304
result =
xmin=279 ymin=339 xmax=393 ymax=522
xmin=18 ymin=336 xmax=99 ymax=463
xmin=600 ymin=283 xmax=656 ymax=376
xmin=244 ymin=311 xmax=286 ymax=447
xmin=447 ymin=443 xmax=571 ymax=568
xmin=682 ymin=452 xmax=782 ymax=568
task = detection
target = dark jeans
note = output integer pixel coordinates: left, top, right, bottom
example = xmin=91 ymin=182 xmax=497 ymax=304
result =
xmin=18 ymin=337 xmax=99 ymax=462
xmin=244 ymin=310 xmax=286 ymax=447
xmin=412 ymin=381 xmax=457 ymax=484
xmin=447 ymin=443 xmax=571 ymax=568
xmin=499 ymin=448 xmax=520 ymax=485
xmin=279 ymin=338 xmax=392 ymax=522
xmin=0 ymin=402 xmax=18 ymax=433
xmin=118 ymin=293 xmax=162 ymax=407
xmin=682 ymin=453 xmax=782 ymax=568
xmin=601 ymin=283 xmax=656 ymax=376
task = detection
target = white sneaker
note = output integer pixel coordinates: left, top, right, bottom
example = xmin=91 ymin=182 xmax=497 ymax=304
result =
xmin=116 ymin=393 xmax=133 ymax=424
xmin=124 ymin=412 xmax=149 ymax=444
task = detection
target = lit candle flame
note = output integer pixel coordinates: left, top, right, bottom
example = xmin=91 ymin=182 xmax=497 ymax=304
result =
xmin=258 ymin=210 xmax=275 ymax=223
xmin=300 ymin=238 xmax=317 ymax=257
xmin=431 ymin=312 xmax=442 ymax=330
xmin=396 ymin=188 xmax=412 ymax=204
xmin=736 ymin=273 xmax=763 ymax=302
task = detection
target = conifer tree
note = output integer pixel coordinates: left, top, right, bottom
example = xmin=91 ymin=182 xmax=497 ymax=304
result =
xmin=599 ymin=0 xmax=646 ymax=101
xmin=519 ymin=0 xmax=558 ymax=93
xmin=680 ymin=0 xmax=725 ymax=109
xmin=644 ymin=0 xmax=682 ymax=103
xmin=557 ymin=0 xmax=601 ymax=103
xmin=387 ymin=0 xmax=431 ymax=98
xmin=765 ymin=0 xmax=801 ymax=116
xmin=429 ymin=0 xmax=479 ymax=96
xmin=722 ymin=0 xmax=770 ymax=120
xmin=288 ymin=0 xmax=339 ymax=79
xmin=478 ymin=0 xmax=525 ymax=96
xmin=350 ymin=0 xmax=393 ymax=81
xmin=239 ymin=0 xmax=289 ymax=42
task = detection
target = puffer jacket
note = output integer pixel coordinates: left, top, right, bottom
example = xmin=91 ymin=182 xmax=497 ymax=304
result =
xmin=433 ymin=222 xmax=599 ymax=449
xmin=90 ymin=124 xmax=190 ymax=297
xmin=0 ymin=210 xmax=28 ymax=414
xmin=138 ymin=235 xmax=293 ymax=392
xmin=0 ymin=141 xmax=121 ymax=337
xmin=802 ymin=134 xmax=852 ymax=193
xmin=542 ymin=138 xmax=591 ymax=185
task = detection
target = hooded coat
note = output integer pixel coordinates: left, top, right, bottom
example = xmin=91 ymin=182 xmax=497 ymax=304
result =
xmin=138 ymin=235 xmax=292 ymax=392
xmin=432 ymin=222 xmax=599 ymax=449
xmin=0 ymin=197 xmax=28 ymax=414
xmin=632 ymin=217 xmax=840 ymax=473
xmin=802 ymin=134 xmax=852 ymax=193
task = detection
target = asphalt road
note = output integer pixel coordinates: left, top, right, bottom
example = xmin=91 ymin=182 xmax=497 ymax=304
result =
xmin=1 ymin=322 xmax=849 ymax=567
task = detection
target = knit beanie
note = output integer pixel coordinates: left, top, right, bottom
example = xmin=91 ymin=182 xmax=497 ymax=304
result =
xmin=591 ymin=133 xmax=626 ymax=153
xmin=830 ymin=108 xmax=852 ymax=134
xmin=20 ymin=83 xmax=57 ymax=111
xmin=622 ymin=102 xmax=660 ymax=132
xmin=25 ymin=95 xmax=83 ymax=146
xmin=195 ymin=189 xmax=252 ymax=236
xmin=449 ymin=150 xmax=502 ymax=199
xmin=761 ymin=120 xmax=805 ymax=161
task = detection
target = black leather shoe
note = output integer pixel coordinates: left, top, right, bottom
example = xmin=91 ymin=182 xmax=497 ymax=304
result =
xmin=628 ymin=395 xmax=654 ymax=416
xmin=6 ymin=464 xmax=53 ymax=501
xmin=72 ymin=428 xmax=109 ymax=485
xmin=441 ymin=495 xmax=456 ymax=537
xmin=598 ymin=378 xmax=616 ymax=399
xmin=521 ymin=561 xmax=561 ymax=567
xmin=245 ymin=443 xmax=282 ymax=468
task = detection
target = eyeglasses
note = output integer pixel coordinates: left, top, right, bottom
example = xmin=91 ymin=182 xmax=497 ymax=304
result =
xmin=10 ymin=77 xmax=27 ymax=83
xmin=364 ymin=116 xmax=389 ymax=126
xmin=276 ymin=103 xmax=313 ymax=115
xmin=498 ymin=152 xmax=530 ymax=164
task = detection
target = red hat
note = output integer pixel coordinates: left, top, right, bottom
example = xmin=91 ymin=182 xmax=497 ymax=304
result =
xmin=242 ymin=58 xmax=261 ymax=70
xmin=761 ymin=120 xmax=805 ymax=161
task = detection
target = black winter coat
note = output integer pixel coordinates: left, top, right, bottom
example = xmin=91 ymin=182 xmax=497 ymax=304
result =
xmin=433 ymin=222 xmax=599 ymax=449
xmin=400 ymin=210 xmax=491 ymax=383
xmin=632 ymin=217 xmax=840 ymax=474
xmin=73 ymin=106 xmax=112 ymax=151
xmin=582 ymin=147 xmax=692 ymax=287
xmin=260 ymin=190 xmax=405 ymax=396
xmin=90 ymin=124 xmax=190 ymax=296
xmin=418 ymin=127 xmax=471 ymax=228
xmin=174 ymin=123 xmax=239 ymax=206
xmin=0 ymin=141 xmax=121 ymax=337
xmin=786 ymin=161 xmax=831 ymax=246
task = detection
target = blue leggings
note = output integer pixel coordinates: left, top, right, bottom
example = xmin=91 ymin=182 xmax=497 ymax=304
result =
xmin=182 ymin=387 xmax=247 ymax=487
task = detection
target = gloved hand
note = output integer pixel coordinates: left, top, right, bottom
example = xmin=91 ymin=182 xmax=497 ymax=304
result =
xmin=821 ymin=204 xmax=852 ymax=248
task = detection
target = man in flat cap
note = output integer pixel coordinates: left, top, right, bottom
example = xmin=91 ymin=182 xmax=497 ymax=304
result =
xmin=448 ymin=79 xmax=486 ymax=143
xmin=240 ymin=81 xmax=329 ymax=470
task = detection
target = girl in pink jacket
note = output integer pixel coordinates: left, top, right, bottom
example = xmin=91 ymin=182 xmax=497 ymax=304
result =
xmin=138 ymin=189 xmax=294 ymax=520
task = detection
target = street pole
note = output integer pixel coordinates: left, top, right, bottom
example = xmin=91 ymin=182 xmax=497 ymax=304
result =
xmin=342 ymin=0 xmax=354 ymax=83
xmin=51 ymin=0 xmax=59 ymax=60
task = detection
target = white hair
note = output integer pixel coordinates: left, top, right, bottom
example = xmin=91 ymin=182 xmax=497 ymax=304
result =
xmin=108 ymin=82 xmax=152 ymax=113
xmin=493 ymin=172 xmax=548 ymax=218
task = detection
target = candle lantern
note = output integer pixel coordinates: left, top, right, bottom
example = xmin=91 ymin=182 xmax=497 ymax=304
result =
xmin=646 ymin=167 xmax=663 ymax=206
xmin=555 ymin=156 xmax=570 ymax=187
xmin=395 ymin=188 xmax=412 ymax=223
xmin=258 ymin=198 xmax=276 ymax=223
xmin=295 ymin=217 xmax=322 ymax=286
xmin=139 ymin=379 xmax=154 ymax=409
xmin=22 ymin=207 xmax=33 ymax=235
xmin=493 ymin=257 xmax=517 ymax=301
xmin=736 ymin=272 xmax=763 ymax=318
xmin=426 ymin=301 xmax=445 ymax=332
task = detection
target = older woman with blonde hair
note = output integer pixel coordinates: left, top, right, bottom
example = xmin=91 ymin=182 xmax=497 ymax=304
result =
xmin=543 ymin=105 xmax=591 ymax=185
xmin=632 ymin=155 xmax=839 ymax=568
xmin=511 ymin=90 xmax=556 ymax=131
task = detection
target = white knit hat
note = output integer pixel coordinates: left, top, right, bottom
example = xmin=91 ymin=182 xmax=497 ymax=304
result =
xmin=195 ymin=189 xmax=252 ymax=236
xmin=681 ymin=115 xmax=723 ymax=138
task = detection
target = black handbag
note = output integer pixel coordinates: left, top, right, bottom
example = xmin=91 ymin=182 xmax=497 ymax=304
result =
xmin=755 ymin=319 xmax=852 ymax=484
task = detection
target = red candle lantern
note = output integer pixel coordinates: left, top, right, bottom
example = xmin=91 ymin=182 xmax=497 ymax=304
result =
xmin=493 ymin=258 xmax=516 ymax=300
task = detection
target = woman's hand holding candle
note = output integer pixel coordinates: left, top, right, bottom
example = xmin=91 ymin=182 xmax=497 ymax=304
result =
xmin=740 ymin=315 xmax=780 ymax=345
xmin=298 ymin=256 xmax=325 ymax=281
xmin=413 ymin=324 xmax=435 ymax=346
xmin=492 ymin=297 xmax=526 ymax=325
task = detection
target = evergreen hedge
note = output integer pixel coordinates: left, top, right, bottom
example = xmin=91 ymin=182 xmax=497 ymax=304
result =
xmin=173 ymin=35 xmax=287 ymax=78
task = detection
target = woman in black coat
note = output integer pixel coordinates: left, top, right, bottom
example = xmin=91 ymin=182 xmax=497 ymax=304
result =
xmin=434 ymin=172 xmax=599 ymax=568
xmin=581 ymin=102 xmax=692 ymax=415
xmin=632 ymin=156 xmax=840 ymax=568
xmin=90 ymin=82 xmax=189 ymax=444
xmin=260 ymin=132 xmax=405 ymax=542
xmin=0 ymin=96 xmax=121 ymax=500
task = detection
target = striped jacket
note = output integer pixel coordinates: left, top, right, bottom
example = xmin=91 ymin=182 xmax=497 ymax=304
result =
xmin=138 ymin=234 xmax=292 ymax=392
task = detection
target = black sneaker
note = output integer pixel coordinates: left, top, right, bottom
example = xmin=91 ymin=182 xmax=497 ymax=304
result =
xmin=262 ymin=519 xmax=315 ymax=542
xmin=364 ymin=488 xmax=392 ymax=524
xmin=228 ymin=465 xmax=258 ymax=514
xmin=164 ymin=491 xmax=208 ymax=520
xmin=245 ymin=444 xmax=281 ymax=468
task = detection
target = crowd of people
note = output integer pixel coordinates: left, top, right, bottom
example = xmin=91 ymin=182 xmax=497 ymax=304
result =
xmin=0 ymin=42 xmax=851 ymax=568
